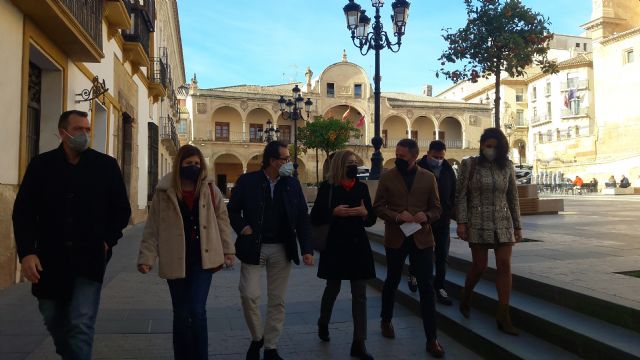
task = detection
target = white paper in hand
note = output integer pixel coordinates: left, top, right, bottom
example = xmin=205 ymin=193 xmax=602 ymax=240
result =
xmin=399 ymin=222 xmax=422 ymax=237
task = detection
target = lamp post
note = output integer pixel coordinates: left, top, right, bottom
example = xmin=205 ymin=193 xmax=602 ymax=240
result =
xmin=343 ymin=0 xmax=410 ymax=180
xmin=258 ymin=119 xmax=279 ymax=143
xmin=277 ymin=84 xmax=313 ymax=178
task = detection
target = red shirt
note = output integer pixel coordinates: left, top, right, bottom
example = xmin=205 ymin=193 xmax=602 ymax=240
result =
xmin=182 ymin=189 xmax=196 ymax=211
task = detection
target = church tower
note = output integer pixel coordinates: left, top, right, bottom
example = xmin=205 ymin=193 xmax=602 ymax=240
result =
xmin=583 ymin=0 xmax=640 ymax=40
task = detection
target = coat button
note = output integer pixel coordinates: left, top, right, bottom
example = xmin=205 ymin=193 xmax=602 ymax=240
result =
xmin=204 ymin=249 xmax=209 ymax=252
xmin=203 ymin=225 xmax=207 ymax=229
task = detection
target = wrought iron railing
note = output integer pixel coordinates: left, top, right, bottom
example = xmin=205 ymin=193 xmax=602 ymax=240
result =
xmin=150 ymin=57 xmax=167 ymax=87
xmin=60 ymin=0 xmax=103 ymax=49
xmin=160 ymin=116 xmax=179 ymax=150
xmin=122 ymin=0 xmax=155 ymax=56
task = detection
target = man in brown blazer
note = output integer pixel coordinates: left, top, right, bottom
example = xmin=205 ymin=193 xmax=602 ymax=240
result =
xmin=373 ymin=139 xmax=445 ymax=358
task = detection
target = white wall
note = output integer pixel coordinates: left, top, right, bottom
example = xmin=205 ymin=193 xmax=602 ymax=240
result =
xmin=135 ymin=75 xmax=149 ymax=210
xmin=0 ymin=1 xmax=24 ymax=184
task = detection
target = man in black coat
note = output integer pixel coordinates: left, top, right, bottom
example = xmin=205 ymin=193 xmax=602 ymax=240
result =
xmin=227 ymin=140 xmax=313 ymax=360
xmin=415 ymin=140 xmax=457 ymax=306
xmin=12 ymin=110 xmax=131 ymax=359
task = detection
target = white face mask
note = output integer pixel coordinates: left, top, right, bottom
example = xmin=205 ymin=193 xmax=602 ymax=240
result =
xmin=482 ymin=147 xmax=496 ymax=161
xmin=278 ymin=162 xmax=294 ymax=177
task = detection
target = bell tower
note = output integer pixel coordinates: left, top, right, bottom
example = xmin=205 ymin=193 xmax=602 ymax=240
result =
xmin=583 ymin=0 xmax=640 ymax=40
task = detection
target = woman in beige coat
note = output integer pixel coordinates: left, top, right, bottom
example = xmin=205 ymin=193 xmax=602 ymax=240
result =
xmin=137 ymin=145 xmax=234 ymax=360
xmin=455 ymin=128 xmax=522 ymax=336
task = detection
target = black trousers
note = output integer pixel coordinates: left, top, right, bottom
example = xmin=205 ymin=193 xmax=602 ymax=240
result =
xmin=409 ymin=222 xmax=450 ymax=291
xmin=319 ymin=279 xmax=368 ymax=341
xmin=381 ymin=237 xmax=437 ymax=342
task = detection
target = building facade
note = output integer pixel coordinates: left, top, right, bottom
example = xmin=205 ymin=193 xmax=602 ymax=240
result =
xmin=185 ymin=53 xmax=492 ymax=195
xmin=0 ymin=0 xmax=187 ymax=288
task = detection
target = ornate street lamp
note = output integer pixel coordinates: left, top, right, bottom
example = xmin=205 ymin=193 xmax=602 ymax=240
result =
xmin=277 ymin=84 xmax=313 ymax=177
xmin=343 ymin=0 xmax=410 ymax=180
xmin=258 ymin=119 xmax=279 ymax=143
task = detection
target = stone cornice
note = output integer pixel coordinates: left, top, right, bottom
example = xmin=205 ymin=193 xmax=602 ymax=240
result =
xmin=600 ymin=26 xmax=640 ymax=46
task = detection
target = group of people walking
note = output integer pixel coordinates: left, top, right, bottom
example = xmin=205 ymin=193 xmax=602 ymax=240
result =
xmin=12 ymin=110 xmax=522 ymax=360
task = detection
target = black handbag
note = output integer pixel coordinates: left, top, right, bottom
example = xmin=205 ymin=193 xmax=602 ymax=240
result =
xmin=311 ymin=186 xmax=332 ymax=252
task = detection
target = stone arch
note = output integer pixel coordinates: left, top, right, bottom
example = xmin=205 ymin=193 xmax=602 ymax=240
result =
xmin=513 ymin=138 xmax=527 ymax=165
xmin=383 ymin=158 xmax=396 ymax=170
xmin=246 ymin=108 xmax=274 ymax=142
xmin=295 ymin=157 xmax=309 ymax=184
xmin=411 ymin=115 xmax=437 ymax=148
xmin=211 ymin=106 xmax=243 ymax=142
xmin=382 ymin=114 xmax=409 ymax=148
xmin=438 ymin=116 xmax=464 ymax=149
xmin=247 ymin=153 xmax=262 ymax=173
xmin=212 ymin=153 xmax=243 ymax=197
xmin=321 ymin=104 xmax=367 ymax=145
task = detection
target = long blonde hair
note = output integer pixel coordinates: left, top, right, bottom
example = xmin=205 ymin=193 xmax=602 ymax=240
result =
xmin=327 ymin=150 xmax=356 ymax=185
xmin=172 ymin=144 xmax=209 ymax=200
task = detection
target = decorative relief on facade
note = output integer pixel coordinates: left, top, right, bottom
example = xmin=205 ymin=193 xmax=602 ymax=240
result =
xmin=406 ymin=110 xmax=414 ymax=119
xmin=271 ymin=103 xmax=281 ymax=113
xmin=469 ymin=115 xmax=479 ymax=126
xmin=338 ymin=85 xmax=352 ymax=96
xmin=196 ymin=102 xmax=207 ymax=114
xmin=240 ymin=100 xmax=249 ymax=111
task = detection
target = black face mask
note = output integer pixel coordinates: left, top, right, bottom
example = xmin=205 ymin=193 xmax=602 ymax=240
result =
xmin=180 ymin=165 xmax=201 ymax=182
xmin=395 ymin=158 xmax=410 ymax=173
xmin=346 ymin=165 xmax=358 ymax=179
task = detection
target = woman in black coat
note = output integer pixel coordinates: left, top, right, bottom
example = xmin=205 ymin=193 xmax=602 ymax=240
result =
xmin=311 ymin=150 xmax=377 ymax=360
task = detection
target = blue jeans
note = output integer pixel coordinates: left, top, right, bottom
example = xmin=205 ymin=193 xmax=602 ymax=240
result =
xmin=167 ymin=261 xmax=213 ymax=360
xmin=38 ymin=276 xmax=103 ymax=360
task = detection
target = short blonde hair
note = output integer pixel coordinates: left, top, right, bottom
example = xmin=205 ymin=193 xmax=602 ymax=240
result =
xmin=172 ymin=145 xmax=209 ymax=200
xmin=327 ymin=150 xmax=357 ymax=185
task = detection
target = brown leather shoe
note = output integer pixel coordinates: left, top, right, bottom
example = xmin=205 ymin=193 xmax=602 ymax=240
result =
xmin=380 ymin=320 xmax=395 ymax=339
xmin=426 ymin=339 xmax=445 ymax=358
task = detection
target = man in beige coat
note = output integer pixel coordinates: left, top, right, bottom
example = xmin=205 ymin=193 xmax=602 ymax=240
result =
xmin=373 ymin=139 xmax=445 ymax=358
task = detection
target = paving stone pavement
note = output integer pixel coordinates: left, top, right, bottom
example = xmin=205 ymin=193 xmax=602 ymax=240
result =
xmin=0 ymin=224 xmax=480 ymax=360
xmin=371 ymin=196 xmax=640 ymax=310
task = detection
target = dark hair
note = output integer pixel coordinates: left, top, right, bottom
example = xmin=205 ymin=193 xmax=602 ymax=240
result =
xmin=428 ymin=140 xmax=446 ymax=152
xmin=261 ymin=140 xmax=287 ymax=169
xmin=396 ymin=138 xmax=419 ymax=157
xmin=58 ymin=110 xmax=88 ymax=129
xmin=479 ymin=127 xmax=509 ymax=169
xmin=173 ymin=144 xmax=208 ymax=199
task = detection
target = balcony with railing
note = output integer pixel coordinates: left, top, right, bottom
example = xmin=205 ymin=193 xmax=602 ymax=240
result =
xmin=11 ymin=0 xmax=104 ymax=62
xmin=149 ymin=57 xmax=168 ymax=98
xmin=561 ymin=106 xmax=590 ymax=118
xmin=160 ymin=116 xmax=179 ymax=155
xmin=122 ymin=0 xmax=155 ymax=67
xmin=561 ymin=80 xmax=589 ymax=91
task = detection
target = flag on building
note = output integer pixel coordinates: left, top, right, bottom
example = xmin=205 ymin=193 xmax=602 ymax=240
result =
xmin=356 ymin=115 xmax=365 ymax=128
xmin=342 ymin=106 xmax=351 ymax=121
xmin=563 ymin=93 xmax=569 ymax=108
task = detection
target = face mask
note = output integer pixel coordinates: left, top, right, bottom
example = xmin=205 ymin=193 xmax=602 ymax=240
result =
xmin=428 ymin=157 xmax=443 ymax=168
xmin=64 ymin=130 xmax=89 ymax=153
xmin=482 ymin=147 xmax=496 ymax=161
xmin=346 ymin=165 xmax=358 ymax=179
xmin=395 ymin=158 xmax=410 ymax=173
xmin=278 ymin=162 xmax=294 ymax=177
xmin=180 ymin=165 xmax=201 ymax=182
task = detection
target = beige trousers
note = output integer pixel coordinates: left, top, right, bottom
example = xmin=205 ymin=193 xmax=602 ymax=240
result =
xmin=239 ymin=243 xmax=292 ymax=349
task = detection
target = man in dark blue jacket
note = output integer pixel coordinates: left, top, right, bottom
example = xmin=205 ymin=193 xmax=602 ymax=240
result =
xmin=415 ymin=140 xmax=457 ymax=306
xmin=227 ymin=140 xmax=313 ymax=360
xmin=13 ymin=110 xmax=131 ymax=359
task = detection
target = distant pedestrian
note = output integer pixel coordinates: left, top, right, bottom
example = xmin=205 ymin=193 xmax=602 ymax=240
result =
xmin=227 ymin=140 xmax=314 ymax=360
xmin=373 ymin=139 xmax=445 ymax=358
xmin=137 ymin=145 xmax=234 ymax=360
xmin=413 ymin=140 xmax=457 ymax=306
xmin=606 ymin=175 xmax=617 ymax=188
xmin=12 ymin=110 xmax=131 ymax=359
xmin=620 ymin=175 xmax=631 ymax=188
xmin=455 ymin=128 xmax=522 ymax=336
xmin=311 ymin=150 xmax=377 ymax=360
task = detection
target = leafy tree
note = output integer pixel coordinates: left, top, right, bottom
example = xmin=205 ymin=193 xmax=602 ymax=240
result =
xmin=298 ymin=116 xmax=361 ymax=185
xmin=438 ymin=0 xmax=558 ymax=129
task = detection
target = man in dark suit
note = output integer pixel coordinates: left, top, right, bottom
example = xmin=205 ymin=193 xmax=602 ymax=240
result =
xmin=373 ymin=139 xmax=445 ymax=358
xmin=13 ymin=110 xmax=131 ymax=359
xmin=416 ymin=140 xmax=457 ymax=305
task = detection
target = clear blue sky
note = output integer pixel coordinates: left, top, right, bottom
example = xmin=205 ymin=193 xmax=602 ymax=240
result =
xmin=177 ymin=0 xmax=592 ymax=95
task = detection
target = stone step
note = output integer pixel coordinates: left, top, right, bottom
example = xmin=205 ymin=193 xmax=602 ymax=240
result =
xmin=368 ymin=237 xmax=640 ymax=360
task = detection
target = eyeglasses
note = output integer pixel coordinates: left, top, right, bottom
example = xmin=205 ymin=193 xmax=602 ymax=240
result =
xmin=276 ymin=157 xmax=291 ymax=163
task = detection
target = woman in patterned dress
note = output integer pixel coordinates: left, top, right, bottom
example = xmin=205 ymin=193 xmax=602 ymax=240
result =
xmin=455 ymin=128 xmax=522 ymax=335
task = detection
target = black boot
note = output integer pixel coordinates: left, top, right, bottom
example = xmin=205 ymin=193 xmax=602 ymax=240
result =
xmin=318 ymin=321 xmax=330 ymax=342
xmin=245 ymin=338 xmax=263 ymax=360
xmin=264 ymin=348 xmax=284 ymax=360
xmin=350 ymin=340 xmax=374 ymax=360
